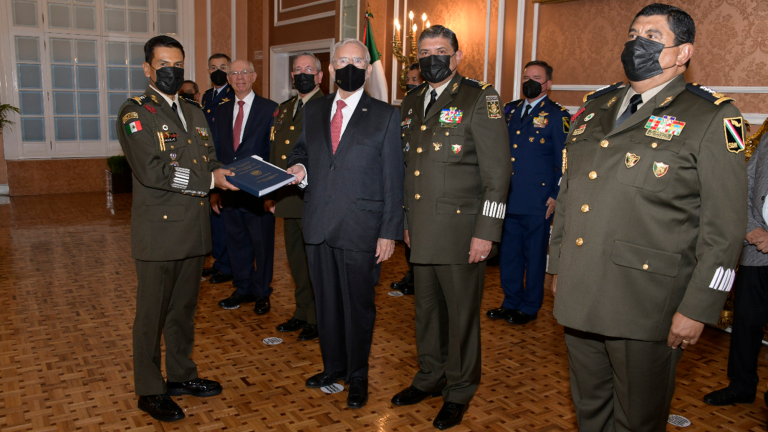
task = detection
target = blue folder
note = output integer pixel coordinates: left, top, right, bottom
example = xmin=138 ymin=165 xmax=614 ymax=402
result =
xmin=223 ymin=156 xmax=296 ymax=197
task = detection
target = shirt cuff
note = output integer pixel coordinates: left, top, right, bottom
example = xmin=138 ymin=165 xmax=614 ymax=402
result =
xmin=210 ymin=172 xmax=215 ymax=189
xmin=296 ymin=163 xmax=308 ymax=189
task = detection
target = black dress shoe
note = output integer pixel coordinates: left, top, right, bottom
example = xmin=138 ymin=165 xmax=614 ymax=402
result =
xmin=276 ymin=318 xmax=307 ymax=332
xmin=433 ymin=402 xmax=467 ymax=430
xmin=391 ymin=385 xmax=442 ymax=406
xmin=305 ymin=370 xmax=346 ymax=388
xmin=347 ymin=377 xmax=369 ymax=409
xmin=486 ymin=306 xmax=514 ymax=320
xmin=202 ymin=266 xmax=218 ymax=277
xmin=218 ymin=292 xmax=256 ymax=309
xmin=167 ymin=378 xmax=223 ymax=397
xmin=298 ymin=324 xmax=319 ymax=341
xmin=506 ymin=310 xmax=537 ymax=325
xmin=703 ymin=387 xmax=754 ymax=406
xmin=209 ymin=271 xmax=234 ymax=284
xmin=402 ymin=285 xmax=415 ymax=295
xmin=138 ymin=394 xmax=185 ymax=422
xmin=254 ymin=297 xmax=270 ymax=315
xmin=391 ymin=276 xmax=414 ymax=290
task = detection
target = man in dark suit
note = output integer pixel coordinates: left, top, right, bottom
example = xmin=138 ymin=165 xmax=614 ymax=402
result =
xmin=287 ymin=38 xmax=404 ymax=409
xmin=211 ymin=59 xmax=278 ymax=315
xmin=486 ymin=61 xmax=569 ymax=325
xmin=201 ymin=53 xmax=234 ymax=284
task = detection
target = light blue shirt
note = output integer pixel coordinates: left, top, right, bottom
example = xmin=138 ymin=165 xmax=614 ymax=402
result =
xmin=521 ymin=95 xmax=547 ymax=118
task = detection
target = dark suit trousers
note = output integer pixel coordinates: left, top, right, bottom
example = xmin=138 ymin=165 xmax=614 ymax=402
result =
xmin=209 ymin=211 xmax=231 ymax=274
xmin=306 ymin=242 xmax=380 ymax=380
xmin=412 ymin=262 xmax=486 ymax=404
xmin=499 ymin=213 xmax=551 ymax=315
xmin=222 ymin=208 xmax=275 ymax=297
xmin=564 ymin=328 xmax=683 ymax=432
xmin=284 ymin=218 xmax=316 ymax=324
xmin=727 ymin=266 xmax=768 ymax=395
xmin=133 ymin=257 xmax=203 ymax=395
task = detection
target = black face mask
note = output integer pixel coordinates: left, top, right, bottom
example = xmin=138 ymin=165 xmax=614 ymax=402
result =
xmin=522 ymin=79 xmax=543 ymax=99
xmin=621 ymin=37 xmax=677 ymax=82
xmin=152 ymin=66 xmax=185 ymax=95
xmin=293 ymin=73 xmax=318 ymax=94
xmin=406 ymin=84 xmax=419 ymax=92
xmin=419 ymin=54 xmax=455 ymax=84
xmin=210 ymin=69 xmax=228 ymax=86
xmin=179 ymin=92 xmax=196 ymax=100
xmin=334 ymin=64 xmax=366 ymax=92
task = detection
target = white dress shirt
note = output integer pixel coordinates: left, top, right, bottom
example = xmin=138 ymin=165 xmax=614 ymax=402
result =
xmin=330 ymin=87 xmax=364 ymax=140
xmin=423 ymin=79 xmax=452 ymax=116
xmin=232 ymin=90 xmax=255 ymax=144
xmin=153 ymin=85 xmax=187 ymax=131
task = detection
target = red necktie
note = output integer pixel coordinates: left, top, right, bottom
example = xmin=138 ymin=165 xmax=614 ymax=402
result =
xmin=233 ymin=100 xmax=245 ymax=152
xmin=331 ymin=99 xmax=347 ymax=154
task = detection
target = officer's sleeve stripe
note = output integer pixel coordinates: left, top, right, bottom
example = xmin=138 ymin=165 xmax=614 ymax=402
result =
xmin=490 ymin=202 xmax=497 ymax=218
xmin=724 ymin=270 xmax=736 ymax=292
xmin=719 ymin=269 xmax=735 ymax=292
xmin=716 ymin=269 xmax=728 ymax=291
xmin=496 ymin=203 xmax=505 ymax=219
xmin=483 ymin=200 xmax=490 ymax=216
xmin=172 ymin=167 xmax=190 ymax=190
xmin=709 ymin=266 xmax=724 ymax=289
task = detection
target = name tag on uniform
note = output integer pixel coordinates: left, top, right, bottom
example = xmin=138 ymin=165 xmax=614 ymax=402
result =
xmin=162 ymin=132 xmax=177 ymax=142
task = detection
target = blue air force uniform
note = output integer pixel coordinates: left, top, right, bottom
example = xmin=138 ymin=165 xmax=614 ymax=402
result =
xmin=499 ymin=95 xmax=569 ymax=316
xmin=201 ymin=83 xmax=234 ymax=275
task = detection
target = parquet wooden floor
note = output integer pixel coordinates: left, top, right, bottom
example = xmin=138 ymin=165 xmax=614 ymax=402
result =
xmin=2 ymin=192 xmax=768 ymax=431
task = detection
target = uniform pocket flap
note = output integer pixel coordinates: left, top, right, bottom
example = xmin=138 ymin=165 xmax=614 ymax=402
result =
xmin=146 ymin=205 xmax=186 ymax=222
xmin=436 ymin=197 xmax=479 ymax=215
xmin=356 ymin=198 xmax=384 ymax=211
xmin=611 ymin=240 xmax=681 ymax=277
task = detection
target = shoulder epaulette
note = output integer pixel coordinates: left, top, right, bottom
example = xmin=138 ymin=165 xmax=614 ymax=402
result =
xmin=550 ymin=99 xmax=569 ymax=112
xmin=129 ymin=95 xmax=147 ymax=105
xmin=280 ymin=96 xmax=296 ymax=106
xmin=179 ymin=96 xmax=202 ymax=109
xmin=462 ymin=77 xmax=492 ymax=90
xmin=686 ymin=83 xmax=734 ymax=105
xmin=584 ymin=82 xmax=624 ymax=103
xmin=406 ymin=83 xmax=427 ymax=95
xmin=203 ymin=88 xmax=214 ymax=94
xmin=504 ymin=98 xmax=524 ymax=108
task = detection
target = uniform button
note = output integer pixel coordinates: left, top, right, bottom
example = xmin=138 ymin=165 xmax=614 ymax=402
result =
xmin=642 ymin=263 xmax=649 ymax=270
xmin=281 ymin=155 xmax=287 ymax=160
xmin=421 ymin=125 xmax=426 ymax=131
xmin=572 ymin=138 xmax=577 ymax=141
xmin=589 ymin=171 xmax=597 ymax=179
xmin=414 ymin=170 xmax=420 ymax=176
xmin=581 ymin=204 xmax=590 ymax=212
xmin=456 ymin=209 xmax=461 ymax=214
xmin=290 ymin=126 xmax=294 ymax=131
xmin=188 ymin=139 xmax=192 ymax=144
xmin=511 ymin=157 xmax=515 ymax=162
xmin=415 ymin=194 xmax=421 ymax=200
xmin=163 ymin=215 xmax=168 ymax=220
xmin=516 ymin=131 xmax=521 ymax=135
xmin=402 ymin=133 xmax=405 ymax=137
xmin=417 ymin=147 xmax=423 ymax=153
xmin=542 ymin=183 xmax=546 ymax=186
xmin=285 ymin=139 xmax=290 ymax=144
xmin=193 ymin=159 xmax=197 ymax=164
xmin=576 ymin=238 xmax=584 ymax=246
xmin=513 ymin=144 xmax=518 ymax=148
xmin=170 ymin=145 xmax=175 ymax=149
xmin=445 ymin=132 xmax=450 ymax=136
xmin=651 ymin=142 xmax=658 ymax=148
xmin=600 ymin=140 xmax=609 ymax=147
xmin=200 ymin=200 xmax=204 ymax=206
xmin=204 ymin=143 xmax=208 ymax=146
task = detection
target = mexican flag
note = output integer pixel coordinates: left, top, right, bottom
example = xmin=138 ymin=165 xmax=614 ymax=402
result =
xmin=125 ymin=121 xmax=142 ymax=135
xmin=363 ymin=11 xmax=388 ymax=103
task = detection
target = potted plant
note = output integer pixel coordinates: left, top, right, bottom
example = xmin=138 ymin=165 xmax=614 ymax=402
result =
xmin=107 ymin=155 xmax=132 ymax=194
xmin=0 ymin=103 xmax=20 ymax=134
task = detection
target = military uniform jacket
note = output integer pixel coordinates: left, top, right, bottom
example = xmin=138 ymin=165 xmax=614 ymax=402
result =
xmin=402 ymin=74 xmax=513 ymax=264
xmin=505 ymin=96 xmax=570 ymax=215
xmin=269 ymin=89 xmax=324 ymax=219
xmin=548 ymin=74 xmax=747 ymax=341
xmin=117 ymin=86 xmax=223 ymax=262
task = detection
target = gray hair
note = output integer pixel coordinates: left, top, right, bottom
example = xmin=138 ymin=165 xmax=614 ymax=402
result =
xmin=292 ymin=52 xmax=322 ymax=72
xmin=230 ymin=59 xmax=255 ymax=72
xmin=331 ymin=38 xmax=370 ymax=64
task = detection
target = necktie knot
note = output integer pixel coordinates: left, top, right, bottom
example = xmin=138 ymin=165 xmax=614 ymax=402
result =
xmin=628 ymin=94 xmax=643 ymax=113
xmin=614 ymin=93 xmax=644 ymax=129
xmin=337 ymin=99 xmax=347 ymax=110
xmin=425 ymin=89 xmax=438 ymax=116
xmin=521 ymin=104 xmax=531 ymax=120
xmin=238 ymin=100 xmax=245 ymax=108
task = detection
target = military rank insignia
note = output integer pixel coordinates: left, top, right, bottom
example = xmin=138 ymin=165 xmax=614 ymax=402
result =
xmin=273 ymin=107 xmax=280 ymax=117
xmin=724 ymin=117 xmax=745 ymax=154
xmin=571 ymin=107 xmax=585 ymax=123
xmin=644 ymin=115 xmax=685 ymax=140
xmin=400 ymin=118 xmax=412 ymax=129
xmin=144 ymin=105 xmax=157 ymax=114
xmin=486 ymin=96 xmax=502 ymax=119
xmin=433 ymin=143 xmax=442 ymax=151
xmin=572 ymin=124 xmax=587 ymax=136
xmin=562 ymin=117 xmax=571 ymax=134
xmin=625 ymin=152 xmax=641 ymax=168
xmin=653 ymin=161 xmax=669 ymax=177
xmin=196 ymin=127 xmax=209 ymax=140
xmin=122 ymin=112 xmax=138 ymax=124
xmin=150 ymin=95 xmax=159 ymax=105
xmin=452 ymin=144 xmax=462 ymax=154
xmin=440 ymin=107 xmax=463 ymax=126
xmin=125 ymin=120 xmax=142 ymax=135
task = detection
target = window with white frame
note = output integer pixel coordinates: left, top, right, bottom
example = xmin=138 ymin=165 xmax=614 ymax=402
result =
xmin=3 ymin=0 xmax=188 ymax=159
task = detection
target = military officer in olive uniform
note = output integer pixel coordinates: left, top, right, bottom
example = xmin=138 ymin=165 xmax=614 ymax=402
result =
xmin=548 ymin=5 xmax=747 ymax=431
xmin=264 ymin=52 xmax=324 ymax=341
xmin=117 ymin=36 xmax=238 ymax=423
xmin=390 ymin=25 xmax=512 ymax=431
xmin=486 ymin=60 xmax=569 ymax=325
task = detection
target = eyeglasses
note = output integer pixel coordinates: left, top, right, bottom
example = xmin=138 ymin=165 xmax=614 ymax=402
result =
xmin=292 ymin=66 xmax=317 ymax=74
xmin=229 ymin=70 xmax=253 ymax=77
xmin=334 ymin=57 xmax=367 ymax=67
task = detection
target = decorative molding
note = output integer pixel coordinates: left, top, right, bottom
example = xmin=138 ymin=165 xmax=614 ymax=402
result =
xmin=390 ymin=0 xmax=401 ymax=105
xmin=531 ymin=3 xmax=539 ymax=61
xmin=483 ymin=0 xmax=491 ymax=83
xmin=206 ymin=0 xmax=211 ymax=61
xmin=280 ymin=0 xmax=334 ymax=13
xmin=231 ymin=0 xmax=237 ymax=59
xmin=274 ymin=0 xmax=335 ymax=27
xmin=553 ymin=85 xmax=768 ymax=94
xmin=494 ymin=0 xmax=506 ymax=91
xmin=511 ymin=0 xmax=525 ymax=100
xmin=0 ymin=184 xmax=9 ymax=196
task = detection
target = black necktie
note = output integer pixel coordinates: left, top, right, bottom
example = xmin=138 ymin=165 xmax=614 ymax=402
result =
xmin=614 ymin=94 xmax=643 ymax=128
xmin=521 ymin=104 xmax=531 ymax=120
xmin=425 ymin=89 xmax=438 ymax=116
xmin=293 ymin=98 xmax=304 ymax=121
xmin=172 ymin=102 xmax=182 ymax=124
